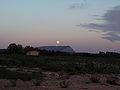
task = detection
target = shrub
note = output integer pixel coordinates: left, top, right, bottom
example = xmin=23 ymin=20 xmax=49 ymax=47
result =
xmin=89 ymin=75 xmax=100 ymax=83
xmin=0 ymin=67 xmax=43 ymax=81
xmin=58 ymin=72 xmax=70 ymax=80
xmin=106 ymin=76 xmax=119 ymax=85
xmin=58 ymin=80 xmax=70 ymax=88
xmin=10 ymin=80 xmax=17 ymax=87
xmin=32 ymin=80 xmax=42 ymax=86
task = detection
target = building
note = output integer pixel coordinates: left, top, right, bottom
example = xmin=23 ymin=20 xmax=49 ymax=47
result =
xmin=26 ymin=50 xmax=39 ymax=56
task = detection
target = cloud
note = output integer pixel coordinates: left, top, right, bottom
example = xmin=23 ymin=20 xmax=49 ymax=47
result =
xmin=102 ymin=32 xmax=120 ymax=42
xmin=80 ymin=5 xmax=120 ymax=42
xmin=70 ymin=0 xmax=87 ymax=9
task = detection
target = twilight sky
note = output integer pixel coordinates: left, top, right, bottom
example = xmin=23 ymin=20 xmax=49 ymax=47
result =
xmin=0 ymin=0 xmax=120 ymax=52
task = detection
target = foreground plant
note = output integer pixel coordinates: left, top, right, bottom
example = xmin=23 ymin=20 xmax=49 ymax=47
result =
xmin=32 ymin=80 xmax=42 ymax=86
xmin=10 ymin=80 xmax=17 ymax=87
xmin=58 ymin=80 xmax=70 ymax=88
xmin=106 ymin=76 xmax=119 ymax=85
xmin=89 ymin=75 xmax=100 ymax=83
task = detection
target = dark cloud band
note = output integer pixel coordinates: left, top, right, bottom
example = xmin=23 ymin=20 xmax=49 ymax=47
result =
xmin=80 ymin=5 xmax=120 ymax=42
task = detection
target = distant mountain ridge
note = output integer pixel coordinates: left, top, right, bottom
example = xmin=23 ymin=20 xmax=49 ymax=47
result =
xmin=37 ymin=46 xmax=75 ymax=53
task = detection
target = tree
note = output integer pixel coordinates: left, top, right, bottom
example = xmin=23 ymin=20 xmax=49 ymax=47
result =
xmin=17 ymin=44 xmax=23 ymax=54
xmin=24 ymin=46 xmax=33 ymax=53
xmin=7 ymin=43 xmax=18 ymax=54
xmin=7 ymin=43 xmax=23 ymax=54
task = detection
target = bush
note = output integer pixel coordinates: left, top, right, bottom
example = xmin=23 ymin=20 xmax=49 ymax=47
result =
xmin=0 ymin=67 xmax=43 ymax=81
xmin=58 ymin=80 xmax=70 ymax=88
xmin=89 ymin=75 xmax=100 ymax=83
xmin=58 ymin=72 xmax=70 ymax=80
xmin=32 ymin=80 xmax=42 ymax=86
xmin=10 ymin=80 xmax=17 ymax=87
xmin=106 ymin=76 xmax=119 ymax=85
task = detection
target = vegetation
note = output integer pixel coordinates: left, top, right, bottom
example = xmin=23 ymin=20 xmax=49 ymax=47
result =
xmin=58 ymin=80 xmax=70 ymax=88
xmin=106 ymin=76 xmax=119 ymax=85
xmin=89 ymin=75 xmax=100 ymax=83
xmin=0 ymin=67 xmax=43 ymax=81
xmin=10 ymin=80 xmax=17 ymax=87
xmin=0 ymin=54 xmax=120 ymax=74
xmin=7 ymin=43 xmax=23 ymax=54
xmin=32 ymin=80 xmax=42 ymax=86
xmin=0 ymin=43 xmax=120 ymax=80
xmin=0 ymin=43 xmax=120 ymax=88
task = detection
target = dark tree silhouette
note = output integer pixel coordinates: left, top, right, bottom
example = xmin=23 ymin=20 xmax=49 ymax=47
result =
xmin=7 ymin=43 xmax=23 ymax=54
xmin=7 ymin=43 xmax=18 ymax=54
xmin=17 ymin=44 xmax=23 ymax=54
xmin=24 ymin=46 xmax=34 ymax=53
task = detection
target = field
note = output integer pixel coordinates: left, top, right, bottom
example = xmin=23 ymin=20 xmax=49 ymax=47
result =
xmin=0 ymin=54 xmax=120 ymax=74
xmin=0 ymin=54 xmax=120 ymax=90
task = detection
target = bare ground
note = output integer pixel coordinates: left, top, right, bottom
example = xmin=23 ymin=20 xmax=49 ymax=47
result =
xmin=0 ymin=71 xmax=120 ymax=90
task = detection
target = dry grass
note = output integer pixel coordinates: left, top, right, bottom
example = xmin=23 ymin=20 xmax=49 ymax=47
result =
xmin=0 ymin=72 xmax=120 ymax=90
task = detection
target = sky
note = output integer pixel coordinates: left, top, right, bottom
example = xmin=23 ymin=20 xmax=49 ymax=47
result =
xmin=0 ymin=0 xmax=120 ymax=52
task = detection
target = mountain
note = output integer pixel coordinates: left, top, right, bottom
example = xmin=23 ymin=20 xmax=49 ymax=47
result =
xmin=37 ymin=46 xmax=75 ymax=53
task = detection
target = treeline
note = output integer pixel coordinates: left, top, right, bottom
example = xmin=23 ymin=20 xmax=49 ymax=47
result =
xmin=0 ymin=43 xmax=33 ymax=54
xmin=0 ymin=43 xmax=120 ymax=57
xmin=39 ymin=51 xmax=120 ymax=57
xmin=75 ymin=52 xmax=120 ymax=57
xmin=0 ymin=43 xmax=73 ymax=55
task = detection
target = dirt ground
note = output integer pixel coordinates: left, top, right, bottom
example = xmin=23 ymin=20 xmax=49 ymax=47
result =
xmin=0 ymin=71 xmax=120 ymax=90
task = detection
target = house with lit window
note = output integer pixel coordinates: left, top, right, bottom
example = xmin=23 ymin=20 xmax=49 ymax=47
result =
xmin=26 ymin=50 xmax=39 ymax=56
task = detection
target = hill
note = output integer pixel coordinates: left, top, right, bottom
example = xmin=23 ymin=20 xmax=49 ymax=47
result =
xmin=37 ymin=46 xmax=75 ymax=53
